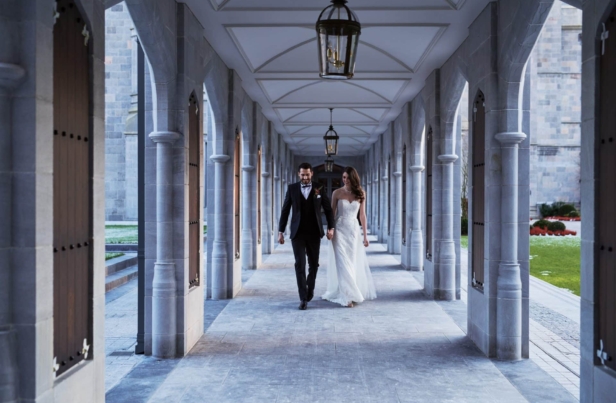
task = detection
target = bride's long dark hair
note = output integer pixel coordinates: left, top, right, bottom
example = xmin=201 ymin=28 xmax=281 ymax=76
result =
xmin=344 ymin=166 xmax=365 ymax=203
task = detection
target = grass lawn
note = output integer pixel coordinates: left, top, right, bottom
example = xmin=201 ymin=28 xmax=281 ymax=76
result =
xmin=529 ymin=236 xmax=580 ymax=296
xmin=105 ymin=252 xmax=125 ymax=261
xmin=105 ymin=224 xmax=208 ymax=244
xmin=459 ymin=234 xmax=580 ymax=295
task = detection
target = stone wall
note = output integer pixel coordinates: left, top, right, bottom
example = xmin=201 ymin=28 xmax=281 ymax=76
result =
xmin=104 ymin=2 xmax=135 ymax=220
xmin=529 ymin=1 xmax=582 ymax=212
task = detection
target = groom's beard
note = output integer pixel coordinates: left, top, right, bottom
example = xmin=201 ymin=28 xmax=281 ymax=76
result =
xmin=301 ymin=179 xmax=311 ymax=184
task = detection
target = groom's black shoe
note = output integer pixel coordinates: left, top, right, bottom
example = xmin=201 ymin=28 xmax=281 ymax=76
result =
xmin=299 ymin=300 xmax=308 ymax=310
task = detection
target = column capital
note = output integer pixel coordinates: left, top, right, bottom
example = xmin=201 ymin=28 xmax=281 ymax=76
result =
xmin=242 ymin=165 xmax=255 ymax=172
xmin=410 ymin=165 xmax=425 ymax=172
xmin=382 ymin=176 xmax=388 ymax=181
xmin=149 ymin=131 xmax=181 ymax=144
xmin=0 ymin=63 xmax=26 ymax=92
xmin=261 ymin=172 xmax=270 ymax=177
xmin=210 ymin=154 xmax=230 ymax=163
xmin=393 ymin=172 xmax=402 ymax=177
xmin=274 ymin=176 xmax=280 ymax=180
xmin=495 ymin=132 xmax=526 ymax=145
xmin=437 ymin=154 xmax=458 ymax=163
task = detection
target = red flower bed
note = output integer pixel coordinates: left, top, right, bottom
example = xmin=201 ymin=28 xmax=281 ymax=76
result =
xmin=542 ymin=216 xmax=581 ymax=222
xmin=530 ymin=227 xmax=577 ymax=236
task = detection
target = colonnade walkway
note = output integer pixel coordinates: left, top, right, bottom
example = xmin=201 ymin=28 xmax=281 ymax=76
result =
xmin=106 ymin=237 xmax=577 ymax=403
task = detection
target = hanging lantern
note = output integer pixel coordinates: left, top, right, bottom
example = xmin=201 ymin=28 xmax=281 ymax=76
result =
xmin=324 ymin=108 xmax=339 ymax=156
xmin=316 ymin=0 xmax=361 ymax=80
xmin=325 ymin=156 xmax=335 ymax=172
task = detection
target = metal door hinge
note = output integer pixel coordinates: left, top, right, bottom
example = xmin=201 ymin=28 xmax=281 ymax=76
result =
xmin=52 ymin=357 xmax=60 ymax=373
xmin=597 ymin=339 xmax=611 ymax=365
xmin=53 ymin=2 xmax=60 ymax=24
xmin=601 ymin=23 xmax=609 ymax=56
xmin=82 ymin=25 xmax=90 ymax=47
xmin=82 ymin=338 xmax=91 ymax=359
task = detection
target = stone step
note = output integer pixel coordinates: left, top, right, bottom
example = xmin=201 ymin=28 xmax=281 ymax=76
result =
xmin=105 ymin=265 xmax=138 ymax=293
xmin=106 ymin=254 xmax=137 ymax=276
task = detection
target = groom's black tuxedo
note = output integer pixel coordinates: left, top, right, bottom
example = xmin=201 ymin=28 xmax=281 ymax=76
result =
xmin=278 ymin=181 xmax=335 ymax=302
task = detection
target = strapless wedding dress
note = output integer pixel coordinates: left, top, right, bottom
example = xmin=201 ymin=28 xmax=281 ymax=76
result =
xmin=322 ymin=199 xmax=377 ymax=306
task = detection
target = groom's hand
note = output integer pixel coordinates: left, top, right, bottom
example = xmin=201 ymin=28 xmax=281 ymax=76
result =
xmin=278 ymin=232 xmax=284 ymax=245
xmin=326 ymin=229 xmax=334 ymax=240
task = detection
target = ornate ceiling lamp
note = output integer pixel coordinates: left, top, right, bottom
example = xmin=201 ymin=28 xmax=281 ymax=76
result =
xmin=324 ymin=108 xmax=339 ymax=156
xmin=325 ymin=156 xmax=335 ymax=172
xmin=316 ymin=0 xmax=361 ymax=79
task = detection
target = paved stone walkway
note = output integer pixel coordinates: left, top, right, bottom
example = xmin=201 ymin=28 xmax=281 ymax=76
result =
xmin=103 ymin=238 xmax=571 ymax=403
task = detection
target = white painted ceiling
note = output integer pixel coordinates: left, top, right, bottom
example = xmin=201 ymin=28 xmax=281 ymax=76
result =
xmin=182 ymin=0 xmax=491 ymax=156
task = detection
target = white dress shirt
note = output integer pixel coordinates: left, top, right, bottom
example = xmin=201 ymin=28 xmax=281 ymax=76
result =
xmin=301 ymin=183 xmax=312 ymax=199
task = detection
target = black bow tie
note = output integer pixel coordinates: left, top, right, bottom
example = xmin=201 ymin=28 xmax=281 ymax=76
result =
xmin=301 ymin=184 xmax=311 ymax=188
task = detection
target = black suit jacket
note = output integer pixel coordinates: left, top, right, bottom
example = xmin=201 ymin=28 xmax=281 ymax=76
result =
xmin=278 ymin=181 xmax=335 ymax=240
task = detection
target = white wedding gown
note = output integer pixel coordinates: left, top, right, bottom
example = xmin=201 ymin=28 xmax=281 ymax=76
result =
xmin=322 ymin=199 xmax=377 ymax=306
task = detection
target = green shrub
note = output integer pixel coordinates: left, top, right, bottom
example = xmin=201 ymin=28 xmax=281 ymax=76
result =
xmin=533 ymin=220 xmax=550 ymax=229
xmin=557 ymin=204 xmax=576 ymax=217
xmin=568 ymin=210 xmax=580 ymax=218
xmin=539 ymin=203 xmax=555 ymax=218
xmin=461 ymin=217 xmax=468 ymax=235
xmin=547 ymin=221 xmax=566 ymax=231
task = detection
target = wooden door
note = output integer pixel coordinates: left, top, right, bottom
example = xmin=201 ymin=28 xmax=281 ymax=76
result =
xmin=472 ymin=91 xmax=486 ymax=288
xmin=234 ymin=134 xmax=241 ymax=259
xmin=597 ymin=6 xmax=616 ymax=372
xmin=53 ymin=0 xmax=92 ymax=376
xmin=188 ymin=94 xmax=200 ymax=287
xmin=426 ymin=128 xmax=433 ymax=260
xmin=402 ymin=145 xmax=407 ymax=245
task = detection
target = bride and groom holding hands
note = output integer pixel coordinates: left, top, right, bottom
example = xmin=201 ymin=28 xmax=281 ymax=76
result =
xmin=278 ymin=162 xmax=376 ymax=310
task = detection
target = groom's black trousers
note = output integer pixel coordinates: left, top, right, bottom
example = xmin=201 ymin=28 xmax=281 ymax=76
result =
xmin=291 ymin=237 xmax=321 ymax=301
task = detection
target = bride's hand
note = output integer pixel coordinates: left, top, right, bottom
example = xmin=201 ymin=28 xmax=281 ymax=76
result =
xmin=363 ymin=238 xmax=369 ymax=247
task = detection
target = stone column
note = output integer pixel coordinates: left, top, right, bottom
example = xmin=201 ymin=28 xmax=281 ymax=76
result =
xmin=410 ymin=165 xmax=425 ymax=271
xmin=437 ymin=154 xmax=458 ymax=300
xmin=149 ymin=131 xmax=180 ymax=358
xmin=495 ymin=131 xmax=526 ymax=360
xmin=211 ymin=154 xmax=230 ymax=299
xmin=392 ymin=171 xmax=402 ymax=254
xmin=367 ymin=178 xmax=372 ymax=230
xmin=380 ymin=175 xmax=388 ymax=243
xmin=0 ymin=62 xmax=25 ymax=403
xmin=241 ymin=165 xmax=255 ymax=270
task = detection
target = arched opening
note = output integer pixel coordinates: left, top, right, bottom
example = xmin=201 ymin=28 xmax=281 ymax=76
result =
xmin=426 ymin=127 xmax=433 ymax=261
xmin=188 ymin=93 xmax=201 ymax=287
xmin=234 ymin=131 xmax=241 ymax=260
xmin=471 ymin=90 xmax=486 ymax=289
xmin=257 ymin=146 xmax=262 ymax=245
xmin=597 ymin=3 xmax=616 ymax=373
xmin=388 ymin=155 xmax=391 ymax=236
xmin=402 ymin=145 xmax=407 ymax=245
xmin=377 ymin=163 xmax=381 ymax=232
xmin=53 ymin=0 xmax=93 ymax=376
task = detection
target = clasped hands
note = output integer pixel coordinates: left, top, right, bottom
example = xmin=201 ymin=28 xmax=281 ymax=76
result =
xmin=326 ymin=228 xmax=334 ymax=240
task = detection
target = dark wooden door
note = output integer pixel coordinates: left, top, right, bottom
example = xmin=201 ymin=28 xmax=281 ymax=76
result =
xmin=472 ymin=91 xmax=486 ymax=288
xmin=426 ymin=128 xmax=433 ymax=260
xmin=597 ymin=6 xmax=616 ymax=372
xmin=402 ymin=145 xmax=407 ymax=245
xmin=53 ymin=0 xmax=92 ymax=376
xmin=234 ymin=134 xmax=241 ymax=259
xmin=188 ymin=94 xmax=200 ymax=287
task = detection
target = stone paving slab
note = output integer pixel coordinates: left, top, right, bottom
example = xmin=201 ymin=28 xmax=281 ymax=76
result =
xmin=144 ymin=239 xmax=533 ymax=403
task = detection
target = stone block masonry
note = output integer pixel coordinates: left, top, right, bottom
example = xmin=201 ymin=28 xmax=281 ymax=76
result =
xmin=105 ymin=2 xmax=136 ymax=221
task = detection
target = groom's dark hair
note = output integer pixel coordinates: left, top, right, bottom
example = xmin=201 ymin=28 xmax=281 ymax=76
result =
xmin=297 ymin=162 xmax=312 ymax=172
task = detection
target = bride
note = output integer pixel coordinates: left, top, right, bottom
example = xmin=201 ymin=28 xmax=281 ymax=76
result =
xmin=322 ymin=167 xmax=377 ymax=307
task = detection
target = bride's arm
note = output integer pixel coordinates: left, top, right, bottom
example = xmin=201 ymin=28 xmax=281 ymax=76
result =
xmin=360 ymin=192 xmax=369 ymax=247
xmin=330 ymin=189 xmax=338 ymax=219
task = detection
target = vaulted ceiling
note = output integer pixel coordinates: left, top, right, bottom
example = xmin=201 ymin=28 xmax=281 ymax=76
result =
xmin=183 ymin=0 xmax=491 ymax=156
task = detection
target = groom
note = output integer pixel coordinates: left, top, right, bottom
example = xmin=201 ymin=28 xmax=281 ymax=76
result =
xmin=278 ymin=163 xmax=335 ymax=310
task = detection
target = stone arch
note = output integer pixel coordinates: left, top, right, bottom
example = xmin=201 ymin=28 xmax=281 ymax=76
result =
xmin=440 ymin=65 xmax=469 ymax=154
xmin=201 ymin=57 xmax=229 ymax=156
